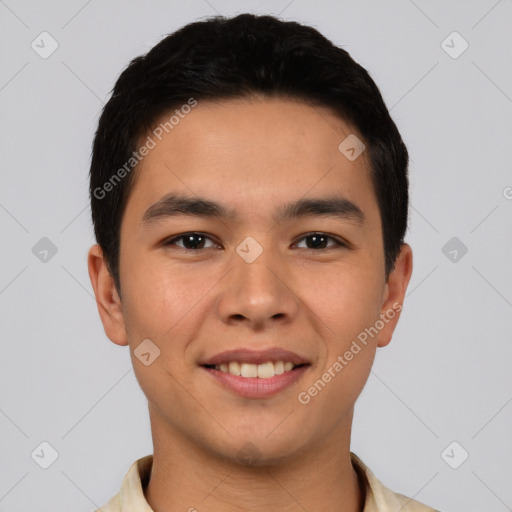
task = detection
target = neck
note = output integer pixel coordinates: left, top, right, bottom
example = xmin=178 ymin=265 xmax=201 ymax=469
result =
xmin=144 ymin=406 xmax=364 ymax=512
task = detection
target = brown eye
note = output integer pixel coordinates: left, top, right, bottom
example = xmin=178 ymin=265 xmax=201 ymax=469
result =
xmin=295 ymin=233 xmax=345 ymax=250
xmin=164 ymin=233 xmax=218 ymax=250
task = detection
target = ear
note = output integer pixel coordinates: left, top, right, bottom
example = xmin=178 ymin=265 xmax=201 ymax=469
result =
xmin=87 ymin=244 xmax=128 ymax=346
xmin=375 ymin=243 xmax=413 ymax=348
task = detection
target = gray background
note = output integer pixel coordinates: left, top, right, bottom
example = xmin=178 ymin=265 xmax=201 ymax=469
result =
xmin=1 ymin=1 xmax=511 ymax=511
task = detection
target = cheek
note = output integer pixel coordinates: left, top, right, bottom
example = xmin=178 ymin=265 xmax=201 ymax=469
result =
xmin=120 ymin=253 xmax=184 ymax=330
xmin=120 ymin=254 xmax=221 ymax=354
xmin=300 ymin=262 xmax=383 ymax=336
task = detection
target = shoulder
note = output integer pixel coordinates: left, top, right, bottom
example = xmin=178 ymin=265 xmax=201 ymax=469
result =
xmin=351 ymin=453 xmax=440 ymax=512
xmin=94 ymin=455 xmax=154 ymax=512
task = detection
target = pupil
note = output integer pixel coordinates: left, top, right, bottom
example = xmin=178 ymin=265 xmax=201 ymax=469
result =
xmin=308 ymin=234 xmax=326 ymax=249
xmin=185 ymin=234 xmax=204 ymax=249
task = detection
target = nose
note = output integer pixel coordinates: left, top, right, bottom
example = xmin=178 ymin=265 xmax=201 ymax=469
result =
xmin=215 ymin=244 xmax=300 ymax=331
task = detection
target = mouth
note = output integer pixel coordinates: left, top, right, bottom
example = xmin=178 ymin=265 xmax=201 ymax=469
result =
xmin=199 ymin=348 xmax=311 ymax=398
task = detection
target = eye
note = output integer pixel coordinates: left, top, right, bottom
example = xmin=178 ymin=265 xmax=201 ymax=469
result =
xmin=163 ymin=232 xmax=219 ymax=250
xmin=294 ymin=232 xmax=346 ymax=250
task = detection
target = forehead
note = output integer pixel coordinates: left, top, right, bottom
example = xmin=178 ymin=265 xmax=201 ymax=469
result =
xmin=124 ymin=96 xmax=378 ymax=226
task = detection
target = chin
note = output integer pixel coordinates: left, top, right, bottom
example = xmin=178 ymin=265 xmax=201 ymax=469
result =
xmin=214 ymin=428 xmax=311 ymax=468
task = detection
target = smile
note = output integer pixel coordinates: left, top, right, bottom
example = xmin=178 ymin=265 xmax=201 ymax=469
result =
xmin=200 ymin=347 xmax=311 ymax=398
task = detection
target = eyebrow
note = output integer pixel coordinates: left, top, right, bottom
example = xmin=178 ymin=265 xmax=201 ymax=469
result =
xmin=141 ymin=193 xmax=365 ymax=227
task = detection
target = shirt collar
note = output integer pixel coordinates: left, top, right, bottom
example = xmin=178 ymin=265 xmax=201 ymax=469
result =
xmin=108 ymin=452 xmax=435 ymax=512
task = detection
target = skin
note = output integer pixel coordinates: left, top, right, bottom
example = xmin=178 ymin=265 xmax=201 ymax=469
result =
xmin=88 ymin=96 xmax=413 ymax=512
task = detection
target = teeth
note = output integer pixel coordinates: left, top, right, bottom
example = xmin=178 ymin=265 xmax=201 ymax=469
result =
xmin=214 ymin=361 xmax=299 ymax=378
xmin=241 ymin=363 xmax=258 ymax=378
xmin=228 ymin=361 xmax=241 ymax=376
xmin=274 ymin=361 xmax=284 ymax=375
xmin=257 ymin=362 xmax=274 ymax=379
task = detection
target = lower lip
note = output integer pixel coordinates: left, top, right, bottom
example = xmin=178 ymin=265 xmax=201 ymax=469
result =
xmin=202 ymin=366 xmax=309 ymax=398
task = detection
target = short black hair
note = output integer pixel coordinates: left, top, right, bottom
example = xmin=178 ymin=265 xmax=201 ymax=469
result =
xmin=89 ymin=13 xmax=409 ymax=295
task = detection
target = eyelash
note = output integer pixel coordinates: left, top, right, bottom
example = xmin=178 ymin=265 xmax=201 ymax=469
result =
xmin=162 ymin=232 xmax=347 ymax=251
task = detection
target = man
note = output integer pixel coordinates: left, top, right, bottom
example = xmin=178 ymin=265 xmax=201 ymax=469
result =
xmin=88 ymin=13 xmax=438 ymax=511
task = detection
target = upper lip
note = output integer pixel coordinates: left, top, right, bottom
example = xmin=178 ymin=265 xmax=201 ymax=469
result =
xmin=200 ymin=348 xmax=310 ymax=366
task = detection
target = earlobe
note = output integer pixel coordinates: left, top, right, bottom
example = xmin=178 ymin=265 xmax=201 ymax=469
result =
xmin=376 ymin=243 xmax=413 ymax=348
xmin=87 ymin=244 xmax=129 ymax=346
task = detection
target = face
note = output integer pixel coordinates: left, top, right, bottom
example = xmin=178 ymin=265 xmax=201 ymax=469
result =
xmin=89 ymin=96 xmax=412 ymax=465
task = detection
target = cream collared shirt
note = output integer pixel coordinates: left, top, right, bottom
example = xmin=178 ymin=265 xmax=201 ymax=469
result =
xmin=96 ymin=453 xmax=439 ymax=511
